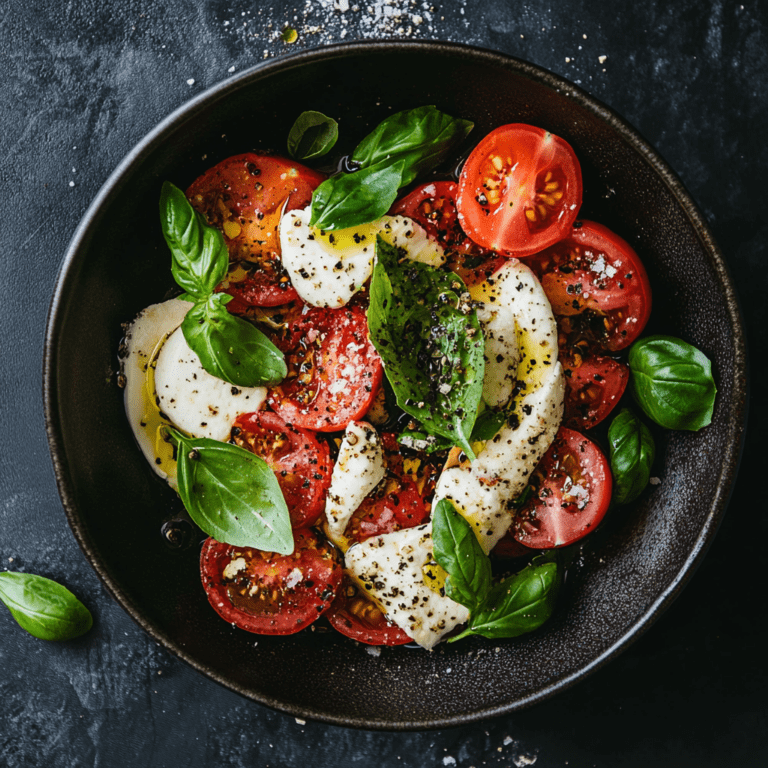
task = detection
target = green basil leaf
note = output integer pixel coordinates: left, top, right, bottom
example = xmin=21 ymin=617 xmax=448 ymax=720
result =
xmin=628 ymin=335 xmax=717 ymax=431
xmin=309 ymin=160 xmax=404 ymax=231
xmin=352 ymin=105 xmax=474 ymax=186
xmin=470 ymin=408 xmax=507 ymax=442
xmin=181 ymin=293 xmax=287 ymax=387
xmin=432 ymin=499 xmax=492 ymax=612
xmin=287 ymin=110 xmax=339 ymax=160
xmin=368 ymin=236 xmax=484 ymax=459
xmin=159 ymin=181 xmax=229 ymax=300
xmin=608 ymin=408 xmax=656 ymax=505
xmin=397 ymin=428 xmax=454 ymax=454
xmin=167 ymin=428 xmax=294 ymax=554
xmin=0 ymin=572 xmax=92 ymax=641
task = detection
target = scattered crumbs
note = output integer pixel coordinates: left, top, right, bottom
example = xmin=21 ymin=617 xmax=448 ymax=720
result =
xmin=186 ymin=78 xmax=195 ymax=85
xmin=69 ymin=181 xmax=75 ymax=187
xmin=7 ymin=558 xmax=13 ymax=563
xmin=513 ymin=754 xmax=538 ymax=767
xmin=228 ymin=66 xmax=235 ymax=72
xmin=649 ymin=476 xmax=661 ymax=485
xmin=565 ymin=57 xmax=571 ymax=63
xmin=443 ymin=757 xmax=456 ymax=766
xmin=445 ymin=667 xmax=452 ymax=673
xmin=503 ymin=736 xmax=514 ymax=746
xmin=598 ymin=55 xmax=607 ymax=64
xmin=583 ymin=33 xmax=587 ymax=39
xmin=157 ymin=670 xmax=162 ymax=675
xmin=295 ymin=718 xmax=306 ymax=725
xmin=366 ymin=645 xmax=381 ymax=657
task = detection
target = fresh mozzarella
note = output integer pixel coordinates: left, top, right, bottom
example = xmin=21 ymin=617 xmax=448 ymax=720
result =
xmin=344 ymin=523 xmax=470 ymax=650
xmin=324 ymin=421 xmax=386 ymax=550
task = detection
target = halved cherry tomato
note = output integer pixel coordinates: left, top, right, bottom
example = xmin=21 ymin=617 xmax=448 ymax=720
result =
xmin=513 ymin=427 xmax=612 ymax=549
xmin=200 ymin=530 xmax=341 ymax=635
xmin=268 ymin=300 xmax=383 ymax=432
xmin=230 ymin=411 xmax=331 ymax=528
xmin=326 ymin=574 xmax=411 ymax=645
xmin=456 ymin=124 xmax=582 ymax=258
xmin=562 ymin=355 xmax=629 ymax=430
xmin=187 ymin=153 xmax=325 ymax=306
xmin=528 ymin=220 xmax=652 ymax=352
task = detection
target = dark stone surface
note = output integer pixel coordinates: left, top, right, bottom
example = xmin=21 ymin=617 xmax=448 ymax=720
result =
xmin=0 ymin=0 xmax=764 ymax=765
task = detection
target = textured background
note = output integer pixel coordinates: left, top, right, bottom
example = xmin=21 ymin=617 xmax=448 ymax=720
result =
xmin=1 ymin=1 xmax=765 ymax=766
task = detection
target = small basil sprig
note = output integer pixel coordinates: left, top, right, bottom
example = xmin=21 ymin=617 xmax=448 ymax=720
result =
xmin=628 ymin=335 xmax=717 ymax=431
xmin=159 ymin=182 xmax=286 ymax=387
xmin=368 ymin=236 xmax=485 ymax=460
xmin=0 ymin=572 xmax=92 ymax=641
xmin=432 ymin=500 xmax=559 ymax=642
xmin=167 ymin=427 xmax=294 ymax=554
xmin=287 ymin=110 xmax=339 ymax=160
xmin=608 ymin=408 xmax=656 ymax=505
xmin=310 ymin=105 xmax=473 ymax=231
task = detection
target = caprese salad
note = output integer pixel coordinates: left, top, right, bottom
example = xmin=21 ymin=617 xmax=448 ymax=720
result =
xmin=119 ymin=106 xmax=716 ymax=649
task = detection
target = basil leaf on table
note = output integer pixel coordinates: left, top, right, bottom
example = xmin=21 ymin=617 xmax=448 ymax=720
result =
xmin=159 ymin=181 xmax=228 ymax=300
xmin=368 ymin=236 xmax=485 ymax=459
xmin=352 ymin=105 xmax=474 ymax=186
xmin=628 ymin=335 xmax=717 ymax=431
xmin=287 ymin=110 xmax=339 ymax=160
xmin=432 ymin=499 xmax=491 ymax=612
xmin=608 ymin=408 xmax=656 ymax=505
xmin=166 ymin=428 xmax=294 ymax=554
xmin=0 ymin=572 xmax=92 ymax=641
xmin=181 ymin=293 xmax=287 ymax=388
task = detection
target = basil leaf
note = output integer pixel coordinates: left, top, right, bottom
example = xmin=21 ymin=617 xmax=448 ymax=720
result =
xmin=368 ymin=236 xmax=485 ymax=459
xmin=309 ymin=160 xmax=404 ymax=231
xmin=432 ymin=499 xmax=491 ymax=612
xmin=450 ymin=557 xmax=560 ymax=642
xmin=159 ymin=181 xmax=228 ymax=300
xmin=470 ymin=408 xmax=507 ymax=442
xmin=167 ymin=428 xmax=294 ymax=554
xmin=287 ymin=110 xmax=339 ymax=160
xmin=352 ymin=105 xmax=474 ymax=187
xmin=628 ymin=335 xmax=717 ymax=431
xmin=181 ymin=293 xmax=287 ymax=387
xmin=608 ymin=408 xmax=656 ymax=505
xmin=0 ymin=572 xmax=92 ymax=641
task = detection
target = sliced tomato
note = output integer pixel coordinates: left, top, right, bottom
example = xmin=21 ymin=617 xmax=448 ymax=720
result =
xmin=528 ymin=220 xmax=652 ymax=352
xmin=230 ymin=411 xmax=331 ymax=528
xmin=187 ymin=153 xmax=325 ymax=306
xmin=268 ymin=300 xmax=383 ymax=432
xmin=326 ymin=574 xmax=411 ymax=646
xmin=562 ymin=355 xmax=629 ymax=430
xmin=491 ymin=533 xmax=534 ymax=559
xmin=513 ymin=427 xmax=612 ymax=549
xmin=456 ymin=124 xmax=582 ymax=258
xmin=200 ymin=530 xmax=341 ymax=635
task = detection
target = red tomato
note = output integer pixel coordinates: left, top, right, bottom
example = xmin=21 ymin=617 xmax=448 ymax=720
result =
xmin=562 ymin=355 xmax=629 ymax=430
xmin=187 ymin=153 xmax=325 ymax=306
xmin=490 ymin=533 xmax=534 ymax=559
xmin=326 ymin=574 xmax=411 ymax=646
xmin=528 ymin=220 xmax=652 ymax=351
xmin=230 ymin=411 xmax=331 ymax=529
xmin=456 ymin=124 xmax=582 ymax=258
xmin=268 ymin=301 xmax=383 ymax=432
xmin=200 ymin=530 xmax=342 ymax=635
xmin=513 ymin=427 xmax=612 ymax=549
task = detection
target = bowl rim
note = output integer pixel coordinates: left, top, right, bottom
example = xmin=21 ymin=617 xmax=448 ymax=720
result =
xmin=43 ymin=39 xmax=748 ymax=730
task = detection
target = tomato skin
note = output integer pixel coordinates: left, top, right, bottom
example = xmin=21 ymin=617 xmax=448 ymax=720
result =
xmin=230 ymin=411 xmax=331 ymax=529
xmin=456 ymin=124 xmax=582 ymax=258
xmin=491 ymin=533 xmax=534 ymax=559
xmin=200 ymin=530 xmax=342 ymax=635
xmin=513 ymin=427 xmax=612 ymax=549
xmin=563 ymin=355 xmax=629 ymax=430
xmin=187 ymin=153 xmax=325 ymax=306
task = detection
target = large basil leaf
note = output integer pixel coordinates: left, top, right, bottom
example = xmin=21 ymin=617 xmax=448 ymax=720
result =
xmin=432 ymin=499 xmax=491 ymax=612
xmin=629 ymin=335 xmax=717 ymax=431
xmin=309 ymin=160 xmax=404 ymax=231
xmin=167 ymin=428 xmax=294 ymax=554
xmin=181 ymin=293 xmax=287 ymax=387
xmin=608 ymin=408 xmax=656 ymax=505
xmin=368 ymin=236 xmax=485 ymax=459
xmin=352 ymin=105 xmax=474 ymax=186
xmin=159 ymin=181 xmax=228 ymax=300
xmin=287 ymin=110 xmax=339 ymax=160
xmin=0 ymin=572 xmax=92 ymax=641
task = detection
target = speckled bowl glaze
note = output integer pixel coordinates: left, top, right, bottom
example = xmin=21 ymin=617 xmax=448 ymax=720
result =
xmin=44 ymin=41 xmax=747 ymax=729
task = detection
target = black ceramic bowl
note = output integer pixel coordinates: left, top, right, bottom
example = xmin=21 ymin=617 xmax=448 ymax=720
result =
xmin=44 ymin=41 xmax=747 ymax=729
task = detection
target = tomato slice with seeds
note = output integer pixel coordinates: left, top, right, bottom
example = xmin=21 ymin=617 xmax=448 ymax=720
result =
xmin=562 ymin=354 xmax=629 ymax=430
xmin=200 ymin=530 xmax=342 ymax=635
xmin=513 ymin=427 xmax=612 ymax=549
xmin=187 ymin=153 xmax=325 ymax=306
xmin=268 ymin=300 xmax=383 ymax=432
xmin=230 ymin=411 xmax=331 ymax=529
xmin=456 ymin=124 xmax=582 ymax=258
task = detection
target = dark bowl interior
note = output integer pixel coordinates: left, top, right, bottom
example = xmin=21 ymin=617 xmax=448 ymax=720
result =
xmin=44 ymin=41 xmax=746 ymax=729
